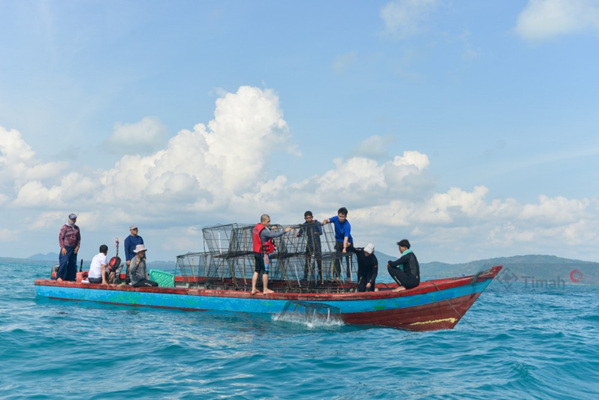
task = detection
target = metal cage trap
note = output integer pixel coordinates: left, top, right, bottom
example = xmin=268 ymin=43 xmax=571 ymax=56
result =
xmin=175 ymin=222 xmax=360 ymax=293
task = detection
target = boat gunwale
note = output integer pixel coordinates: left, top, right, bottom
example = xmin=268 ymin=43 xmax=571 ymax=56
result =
xmin=35 ymin=265 xmax=502 ymax=302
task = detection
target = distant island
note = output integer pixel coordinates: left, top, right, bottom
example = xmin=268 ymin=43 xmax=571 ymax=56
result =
xmin=4 ymin=253 xmax=594 ymax=286
xmin=360 ymin=252 xmax=597 ymax=286
xmin=421 ymin=254 xmax=598 ymax=286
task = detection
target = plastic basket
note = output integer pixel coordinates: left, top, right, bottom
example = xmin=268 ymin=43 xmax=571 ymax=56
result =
xmin=149 ymin=269 xmax=175 ymax=287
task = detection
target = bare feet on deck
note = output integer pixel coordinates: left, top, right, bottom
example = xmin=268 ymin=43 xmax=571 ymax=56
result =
xmin=263 ymin=289 xmax=274 ymax=294
xmin=56 ymin=278 xmax=63 ymax=283
xmin=251 ymin=290 xmax=261 ymax=295
xmin=392 ymin=286 xmax=406 ymax=292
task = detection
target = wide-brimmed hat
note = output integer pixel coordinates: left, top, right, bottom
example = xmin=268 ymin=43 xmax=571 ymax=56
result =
xmin=364 ymin=243 xmax=375 ymax=254
xmin=133 ymin=244 xmax=147 ymax=253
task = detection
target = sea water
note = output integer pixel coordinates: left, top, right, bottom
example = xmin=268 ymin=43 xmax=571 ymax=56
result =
xmin=0 ymin=260 xmax=597 ymax=399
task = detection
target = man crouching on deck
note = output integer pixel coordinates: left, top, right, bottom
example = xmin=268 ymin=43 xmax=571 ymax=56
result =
xmin=252 ymin=214 xmax=291 ymax=295
xmin=387 ymin=239 xmax=420 ymax=292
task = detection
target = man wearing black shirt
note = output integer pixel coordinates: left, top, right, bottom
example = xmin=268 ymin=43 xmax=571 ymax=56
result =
xmin=298 ymin=211 xmax=323 ymax=282
xmin=347 ymin=243 xmax=378 ymax=292
xmin=387 ymin=239 xmax=420 ymax=292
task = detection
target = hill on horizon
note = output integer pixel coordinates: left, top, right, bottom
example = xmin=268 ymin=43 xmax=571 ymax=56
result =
xmin=12 ymin=253 xmax=598 ymax=285
xmin=420 ymin=254 xmax=598 ymax=285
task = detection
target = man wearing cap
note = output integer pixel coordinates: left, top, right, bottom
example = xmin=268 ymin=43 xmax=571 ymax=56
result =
xmin=347 ymin=243 xmax=378 ymax=292
xmin=387 ymin=239 xmax=420 ymax=292
xmin=129 ymin=244 xmax=158 ymax=287
xmin=297 ymin=211 xmax=323 ymax=283
xmin=57 ymin=213 xmax=81 ymax=282
xmin=124 ymin=224 xmax=144 ymax=277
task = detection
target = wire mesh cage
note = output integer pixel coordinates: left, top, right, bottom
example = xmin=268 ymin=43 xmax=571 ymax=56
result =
xmin=183 ymin=222 xmax=361 ymax=292
xmin=177 ymin=251 xmax=211 ymax=287
xmin=202 ymin=223 xmax=248 ymax=255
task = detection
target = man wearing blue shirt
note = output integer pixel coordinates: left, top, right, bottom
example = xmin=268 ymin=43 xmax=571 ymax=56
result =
xmin=124 ymin=225 xmax=144 ymax=278
xmin=322 ymin=207 xmax=353 ymax=280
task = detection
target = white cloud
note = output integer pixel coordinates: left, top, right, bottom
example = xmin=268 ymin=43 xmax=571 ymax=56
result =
xmin=519 ymin=195 xmax=589 ymax=224
xmin=563 ymin=219 xmax=598 ymax=244
xmin=275 ymin=151 xmax=433 ymax=212
xmin=161 ymin=226 xmax=203 ymax=252
xmin=515 ymin=0 xmax=599 ymax=41
xmin=97 ymin=86 xmax=292 ymax=218
xmin=0 ymin=228 xmax=13 ymax=242
xmin=350 ymin=135 xmax=396 ymax=159
xmin=2 ymin=85 xmax=599 ymax=262
xmin=380 ymin=0 xmax=441 ymax=39
xmin=106 ymin=116 xmax=169 ymax=155
xmin=28 ymin=211 xmax=64 ymax=230
xmin=13 ymin=172 xmax=97 ymax=208
xmin=332 ymin=51 xmax=358 ymax=74
xmin=0 ymin=126 xmax=67 ymax=191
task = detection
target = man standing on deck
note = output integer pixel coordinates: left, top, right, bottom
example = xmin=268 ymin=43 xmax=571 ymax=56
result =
xmin=297 ymin=211 xmax=323 ymax=283
xmin=124 ymin=224 xmax=144 ymax=279
xmin=57 ymin=213 xmax=81 ymax=282
xmin=322 ymin=207 xmax=353 ymax=281
xmin=252 ymin=214 xmax=291 ymax=295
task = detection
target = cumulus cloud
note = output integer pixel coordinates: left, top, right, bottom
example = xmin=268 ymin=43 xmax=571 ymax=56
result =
xmin=515 ymin=0 xmax=599 ymax=41
xmin=14 ymin=172 xmax=97 ymax=208
xmin=28 ymin=211 xmax=65 ymax=230
xmin=0 ymin=126 xmax=67 ymax=190
xmin=272 ymin=150 xmax=433 ymax=213
xmin=380 ymin=0 xmax=441 ymax=39
xmin=98 ymin=86 xmax=292 ymax=219
xmin=2 ymin=85 xmax=599 ymax=262
xmin=106 ymin=116 xmax=169 ymax=155
xmin=520 ymin=195 xmax=589 ymax=224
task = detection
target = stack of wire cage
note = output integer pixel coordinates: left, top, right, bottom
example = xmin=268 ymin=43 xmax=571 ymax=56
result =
xmin=176 ymin=221 xmax=359 ymax=293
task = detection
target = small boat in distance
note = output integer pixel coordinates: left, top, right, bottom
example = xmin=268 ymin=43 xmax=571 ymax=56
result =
xmin=35 ymin=223 xmax=502 ymax=331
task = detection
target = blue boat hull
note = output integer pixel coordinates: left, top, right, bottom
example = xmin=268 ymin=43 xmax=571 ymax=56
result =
xmin=35 ymin=266 xmax=501 ymax=331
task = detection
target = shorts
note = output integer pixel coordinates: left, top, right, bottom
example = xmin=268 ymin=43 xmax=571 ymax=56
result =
xmin=254 ymin=253 xmax=270 ymax=274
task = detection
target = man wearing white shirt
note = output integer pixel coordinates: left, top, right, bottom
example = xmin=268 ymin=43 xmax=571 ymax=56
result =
xmin=88 ymin=244 xmax=109 ymax=285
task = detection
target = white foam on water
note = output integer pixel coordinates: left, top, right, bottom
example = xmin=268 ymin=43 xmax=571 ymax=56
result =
xmin=272 ymin=312 xmax=345 ymax=329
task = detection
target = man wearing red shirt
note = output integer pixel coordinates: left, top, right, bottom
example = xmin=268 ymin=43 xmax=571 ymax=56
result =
xmin=57 ymin=213 xmax=81 ymax=282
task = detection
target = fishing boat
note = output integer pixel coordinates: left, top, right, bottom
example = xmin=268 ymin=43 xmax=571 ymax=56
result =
xmin=35 ymin=223 xmax=502 ymax=331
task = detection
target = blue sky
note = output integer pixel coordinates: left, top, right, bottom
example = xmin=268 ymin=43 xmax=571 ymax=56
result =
xmin=1 ymin=0 xmax=599 ymax=263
